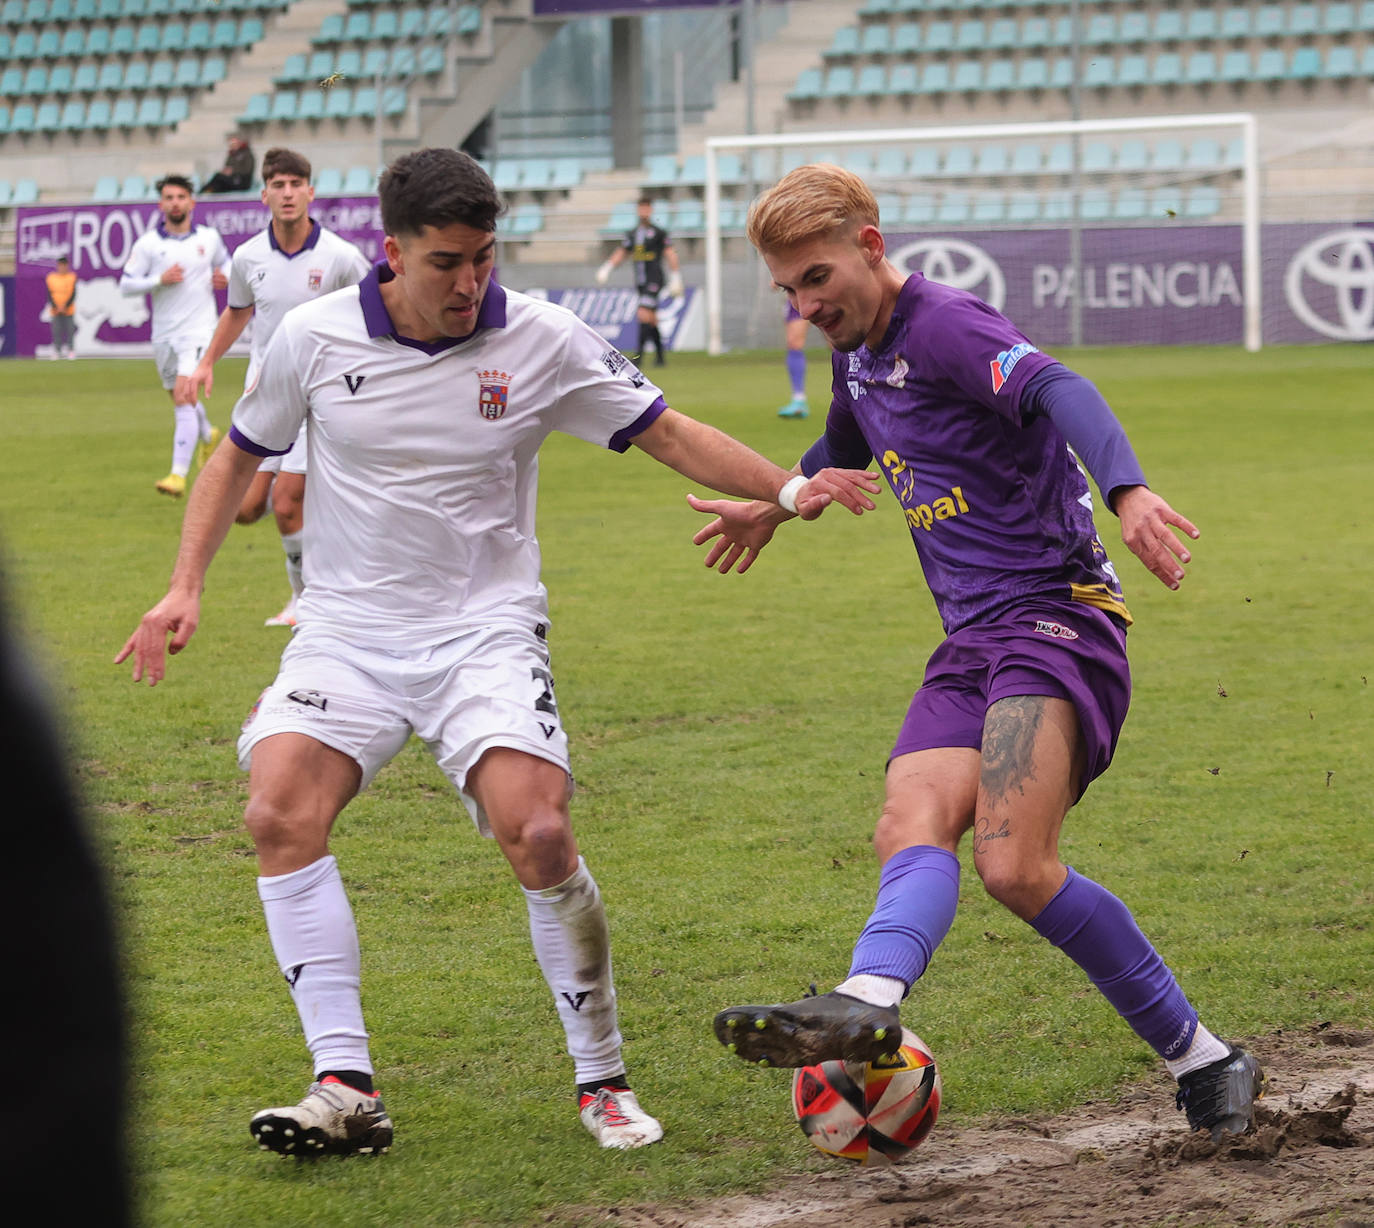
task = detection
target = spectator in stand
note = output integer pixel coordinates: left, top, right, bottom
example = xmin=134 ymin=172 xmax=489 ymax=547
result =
xmin=201 ymin=134 xmax=255 ymax=195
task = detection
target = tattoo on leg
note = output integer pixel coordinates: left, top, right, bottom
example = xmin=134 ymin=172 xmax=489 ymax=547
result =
xmin=981 ymin=696 xmax=1048 ymax=803
xmin=972 ymin=815 xmax=1011 ymax=855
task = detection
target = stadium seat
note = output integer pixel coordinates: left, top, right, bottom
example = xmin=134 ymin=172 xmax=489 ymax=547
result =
xmin=73 ymin=64 xmax=99 ymax=94
xmin=162 ymin=93 xmax=187 ymax=126
xmin=343 ymin=165 xmax=375 ymax=193
xmin=35 ymin=101 xmax=61 ymax=133
xmin=23 ymin=66 xmax=49 ymax=96
xmin=902 ymin=193 xmax=936 ymax=224
xmin=313 ymin=12 xmax=344 ymax=44
xmin=109 ymin=24 xmax=136 ymax=54
xmin=343 ymin=9 xmax=370 ymax=41
xmin=1185 ymin=9 xmax=1218 ymax=40
xmin=1081 ymin=141 xmax=1113 ymax=173
xmin=519 ymin=159 xmax=554 ymax=191
xmin=418 ymin=44 xmax=444 ymax=75
xmin=85 ymin=26 xmax=111 ymax=56
xmin=1021 ymin=16 xmax=1051 ymax=48
xmin=389 ymin=44 xmax=416 ymax=75
xmin=984 ymin=60 xmax=1015 ymax=91
xmin=1221 ymin=7 xmax=1252 ymax=38
xmin=601 ymin=203 xmax=635 ymax=237
xmin=642 ymin=153 xmax=678 ymax=188
xmin=9 ymin=29 xmax=36 ymax=59
xmin=1006 ymin=192 xmax=1040 ymax=223
xmin=822 ymin=66 xmax=856 ymax=98
xmin=210 ymin=17 xmax=238 ymax=49
xmin=1151 ymin=52 xmax=1184 ymax=86
xmin=36 ymin=28 xmax=60 ymax=58
xmin=874 ymin=147 xmax=908 ymax=179
xmin=1017 ymin=58 xmax=1049 ymax=89
xmin=1050 ymin=57 xmax=1075 ymax=89
xmin=909 ymin=146 xmax=939 ymax=178
xmin=269 ymin=90 xmax=297 ymax=121
xmin=1289 ymin=3 xmax=1319 ymax=36
xmin=1009 ymin=143 xmax=1041 ymax=175
xmin=1220 ymin=49 xmax=1252 ymax=82
xmin=1119 ymin=11 xmax=1149 ymax=43
xmin=123 ymin=60 xmax=149 ymax=90
xmin=919 ymin=62 xmax=951 ymax=93
xmin=1079 ymin=187 xmax=1112 ymax=221
xmin=236 ymin=17 xmax=262 ymax=45
xmin=955 ymin=20 xmax=985 ymax=52
xmin=307 ymin=50 xmax=334 ymax=80
xmin=936 ymin=191 xmax=970 ymax=224
xmin=92 ymin=174 xmax=120 ymax=200
xmin=550 ymin=159 xmax=582 ymax=190
xmin=1288 ymin=45 xmax=1321 ymax=79
xmin=372 ymin=8 xmax=398 ymax=40
xmin=1185 ymin=137 xmax=1222 ymax=168
xmin=1116 ymin=139 xmax=1149 ymax=171
xmin=892 ymin=22 xmax=920 ymax=54
xmin=860 ymin=24 xmax=889 ymax=56
xmin=117 ymin=173 xmax=147 ymax=199
xmin=8 ymin=103 xmax=36 ymax=134
xmin=334 ymin=48 xmax=362 ymax=78
xmin=1150 ymin=188 xmax=1184 ymax=218
xmin=361 ymin=46 xmax=388 ymax=77
xmin=1044 ymin=141 xmax=1073 ymax=174
xmin=788 ymin=67 xmax=823 ymax=102
xmin=1185 ymin=51 xmax=1218 ymax=84
xmin=987 ymin=18 xmax=1018 ymax=50
xmin=1083 ymin=56 xmax=1115 ymax=89
xmin=325 ymin=85 xmax=352 ymax=119
xmin=1324 ymin=44 xmax=1358 ymax=78
xmin=59 ymin=27 xmax=86 ymax=57
xmin=824 ymin=25 xmax=861 ymax=57
xmin=347 ymin=85 xmax=377 ymax=118
xmin=1113 ymin=187 xmax=1150 ymax=220
xmin=48 ymin=64 xmax=74 ymax=95
xmin=1254 ymin=4 xmax=1284 ymax=37
xmin=85 ymin=98 xmax=112 ymax=129
xmin=889 ymin=62 xmax=918 ymax=94
xmin=12 ymin=177 xmax=39 ymax=204
xmin=1254 ymin=48 xmax=1287 ymax=79
xmin=975 ymin=145 xmax=1009 ymax=175
xmin=1324 ymin=2 xmax=1356 ymax=33
xmin=149 ymin=59 xmax=175 ymax=90
xmin=135 ymin=96 xmax=163 ymax=126
xmin=314 ymin=166 xmax=344 ymax=194
xmin=1151 ymin=10 xmax=1184 ymax=41
xmin=924 ymin=21 xmax=954 ymax=52
xmin=1085 ymin=13 xmax=1116 ymax=44
xmin=972 ymin=192 xmax=1005 ymax=223
xmin=1119 ymin=54 xmax=1149 ymax=87
xmin=857 ymin=64 xmax=888 ymax=97
xmin=185 ymin=18 xmax=211 ymax=50
xmin=1361 ymin=44 xmax=1374 ymax=73
xmin=941 ymin=145 xmax=974 ymax=177
xmin=506 ymin=203 xmax=543 ymax=237
xmin=239 ymin=92 xmax=270 ymax=124
xmin=296 ymin=89 xmax=325 ymax=121
xmin=1184 ymin=185 xmax=1221 ymax=218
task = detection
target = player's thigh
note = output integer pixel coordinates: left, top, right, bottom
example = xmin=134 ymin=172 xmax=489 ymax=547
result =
xmin=878 ymin=746 xmax=980 ymax=861
xmin=245 ymin=731 xmax=362 ymax=871
xmin=410 ymin=624 xmax=573 ymax=840
xmin=171 ymin=339 xmax=204 ymax=403
xmin=152 ymin=341 xmax=179 ymax=391
xmin=467 ymin=747 xmax=579 ymax=889
xmin=237 ymin=629 xmax=412 ymax=797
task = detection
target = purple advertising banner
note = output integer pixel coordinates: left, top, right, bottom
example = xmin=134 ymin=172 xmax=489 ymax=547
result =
xmin=12 ymin=196 xmax=384 ymax=357
xmin=885 ymin=222 xmax=1374 ymax=346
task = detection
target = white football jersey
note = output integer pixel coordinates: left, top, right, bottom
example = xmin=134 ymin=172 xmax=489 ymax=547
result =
xmin=118 ymin=222 xmax=230 ymax=344
xmin=227 ymin=220 xmax=370 ymax=380
xmin=230 ymin=267 xmax=666 ymax=646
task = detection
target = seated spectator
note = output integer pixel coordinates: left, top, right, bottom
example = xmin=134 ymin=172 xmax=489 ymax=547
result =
xmin=201 ymin=135 xmax=255 ymax=194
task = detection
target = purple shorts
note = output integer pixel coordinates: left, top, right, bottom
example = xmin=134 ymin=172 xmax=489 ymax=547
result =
xmin=891 ymin=600 xmax=1131 ymax=798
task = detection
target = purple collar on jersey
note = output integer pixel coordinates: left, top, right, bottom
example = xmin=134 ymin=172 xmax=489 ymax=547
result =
xmin=156 ymin=221 xmax=197 ymax=241
xmin=357 ymin=259 xmax=507 ymax=354
xmin=267 ymin=218 xmax=322 ymax=259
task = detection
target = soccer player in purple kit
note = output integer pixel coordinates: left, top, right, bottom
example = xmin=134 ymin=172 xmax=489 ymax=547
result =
xmin=692 ymin=163 xmax=1265 ymax=1141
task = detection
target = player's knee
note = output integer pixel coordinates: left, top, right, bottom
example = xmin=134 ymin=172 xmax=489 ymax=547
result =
xmin=243 ymin=793 xmax=321 ymax=859
xmin=975 ymin=857 xmax=1057 ymax=921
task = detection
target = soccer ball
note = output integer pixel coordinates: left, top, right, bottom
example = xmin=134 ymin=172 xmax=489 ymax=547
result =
xmin=791 ymin=1028 xmax=940 ymax=1166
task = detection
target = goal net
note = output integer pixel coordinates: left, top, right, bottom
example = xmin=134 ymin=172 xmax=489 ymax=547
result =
xmin=702 ymin=113 xmax=1260 ymax=354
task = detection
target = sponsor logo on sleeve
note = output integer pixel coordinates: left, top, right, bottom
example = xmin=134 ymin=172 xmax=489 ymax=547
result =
xmin=989 ymin=341 xmax=1038 ymax=394
xmin=1033 ymin=619 xmax=1079 ymax=641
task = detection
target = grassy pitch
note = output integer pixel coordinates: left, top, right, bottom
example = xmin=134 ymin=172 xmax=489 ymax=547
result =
xmin=0 ymin=345 xmax=1369 ymax=1226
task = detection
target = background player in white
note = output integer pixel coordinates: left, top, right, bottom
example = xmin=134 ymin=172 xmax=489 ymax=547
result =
xmin=116 ymin=147 xmax=879 ymax=1158
xmin=190 ymin=147 xmax=370 ymax=629
xmin=118 ymin=174 xmax=230 ymax=498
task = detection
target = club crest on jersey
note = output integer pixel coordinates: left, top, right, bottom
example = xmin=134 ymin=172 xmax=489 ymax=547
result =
xmin=478 ymin=369 xmax=512 ymax=420
xmin=990 ymin=341 xmax=1038 ymax=394
xmin=308 ymin=268 xmax=323 ymax=291
xmin=1033 ymin=619 xmax=1079 ymax=641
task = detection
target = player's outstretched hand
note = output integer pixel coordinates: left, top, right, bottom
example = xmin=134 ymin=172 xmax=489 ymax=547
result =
xmin=189 ymin=359 xmax=214 ymax=403
xmin=687 ymin=496 xmax=782 ymax=574
xmin=114 ymin=591 xmax=201 ymax=686
xmin=1114 ymin=485 xmax=1199 ymax=590
xmin=794 ymin=467 xmax=882 ymax=521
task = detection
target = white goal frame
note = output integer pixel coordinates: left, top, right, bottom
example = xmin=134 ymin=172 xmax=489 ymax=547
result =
xmin=704 ymin=112 xmax=1261 ymax=354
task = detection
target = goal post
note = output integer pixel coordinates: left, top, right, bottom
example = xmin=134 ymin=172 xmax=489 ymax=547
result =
xmin=703 ymin=112 xmax=1261 ymax=355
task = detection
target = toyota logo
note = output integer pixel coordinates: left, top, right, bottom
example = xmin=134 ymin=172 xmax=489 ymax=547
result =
xmin=1284 ymin=228 xmax=1374 ymax=341
xmin=889 ymin=237 xmax=1006 ymax=311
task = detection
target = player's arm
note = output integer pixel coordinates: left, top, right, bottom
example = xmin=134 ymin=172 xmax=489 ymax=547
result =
xmin=595 ymin=246 xmax=627 ymax=284
xmin=190 ymin=304 xmax=254 ymax=400
xmin=1023 ymin=365 xmax=1199 ymax=589
xmin=664 ymin=238 xmax=684 ymax=298
xmin=114 ymin=438 xmax=265 ymax=685
xmin=118 ymin=241 xmax=161 ymax=296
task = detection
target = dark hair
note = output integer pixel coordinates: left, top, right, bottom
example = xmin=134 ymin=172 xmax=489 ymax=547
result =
xmin=378 ymin=148 xmax=503 ymax=237
xmin=261 ymin=147 xmax=312 ymax=184
xmin=56 ymin=255 xmax=69 ymax=265
xmin=637 ymin=195 xmax=653 ymax=206
xmin=156 ymin=174 xmax=195 ymax=195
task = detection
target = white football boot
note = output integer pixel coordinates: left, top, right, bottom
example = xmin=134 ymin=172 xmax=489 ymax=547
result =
xmin=578 ymin=1087 xmax=664 ymax=1149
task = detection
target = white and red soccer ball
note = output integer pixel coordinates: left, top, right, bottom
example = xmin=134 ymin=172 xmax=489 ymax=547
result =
xmin=791 ymin=1028 xmax=941 ymax=1166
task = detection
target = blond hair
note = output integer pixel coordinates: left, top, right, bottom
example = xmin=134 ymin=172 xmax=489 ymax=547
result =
xmin=746 ymin=162 xmax=881 ymax=252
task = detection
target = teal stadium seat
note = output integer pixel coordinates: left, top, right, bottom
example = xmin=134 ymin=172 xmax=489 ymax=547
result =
xmin=202 ymin=56 xmax=226 ymax=86
xmin=1254 ymin=5 xmax=1284 ymax=37
xmin=860 ymin=24 xmax=889 ymax=55
xmin=335 ymin=49 xmax=362 ymax=78
xmin=942 ymin=145 xmax=974 ymax=176
xmin=984 ymin=60 xmax=1015 ymax=91
xmin=1151 ymin=52 xmax=1184 ymax=85
xmin=73 ymin=64 xmax=99 ymax=93
xmin=136 ymin=96 xmax=163 ymax=126
xmin=298 ymin=89 xmax=325 ymax=121
xmin=975 ymin=145 xmax=1009 ymax=175
xmin=1221 ymin=50 xmax=1251 ymax=82
xmin=507 ymin=204 xmax=543 ymax=237
xmin=1185 ymin=9 xmax=1218 ymax=40
xmin=85 ymin=26 xmax=111 ymax=55
xmin=1288 ymin=46 xmax=1320 ymax=79
xmin=892 ymin=23 xmax=920 ymax=54
xmin=117 ymin=173 xmax=147 ymax=200
xmin=1009 ymin=143 xmax=1041 ymax=174
xmin=237 ymin=17 xmax=263 ymax=46
xmin=1119 ymin=54 xmax=1149 ymax=86
xmin=902 ymin=193 xmax=937 ymax=225
xmin=325 ymin=85 xmax=352 ymax=119
xmin=1083 ymin=56 xmax=1115 ymax=88
xmin=48 ymin=65 xmax=74 ymax=94
xmin=1361 ymin=44 xmax=1374 ymax=73
xmin=1085 ymin=13 xmax=1116 ymax=44
xmin=1184 ymin=186 xmax=1221 ymax=218
xmin=186 ymin=19 xmax=211 ymax=50
xmin=875 ymin=148 xmax=908 ymax=178
xmin=8 ymin=103 xmax=36 ymax=133
xmin=1151 ymin=188 xmax=1184 ymax=218
xmin=1113 ymin=188 xmax=1150 ymax=220
xmin=163 ymin=94 xmax=188 ymax=126
xmin=307 ymin=50 xmax=334 ymax=80
xmin=418 ymin=44 xmax=444 ymax=75
xmin=550 ymin=159 xmax=582 ymax=190
xmin=1021 ymin=17 xmax=1050 ymax=48
xmin=642 ymin=153 xmax=678 ymax=188
xmin=23 ymin=66 xmax=49 ymax=95
xmin=822 ymin=66 xmax=856 ymax=98
xmin=1185 ymin=51 xmax=1218 ymax=83
xmin=1044 ymin=141 xmax=1073 ymax=173
xmin=825 ymin=25 xmax=861 ymax=57
xmin=1221 ymin=7 xmax=1251 ymax=38
xmin=923 ymin=21 xmax=954 ymax=52
xmin=909 ymin=146 xmax=939 ymax=177
xmin=343 ymin=165 xmax=375 ymax=193
xmin=857 ymin=64 xmax=888 ymax=97
xmin=1152 ymin=11 xmax=1184 ymax=40
xmin=343 ymin=10 xmax=370 ymax=41
xmin=9 ymin=30 xmax=35 ymax=59
xmin=919 ymin=62 xmax=951 ymax=93
xmin=314 ymin=166 xmax=344 ymax=194
xmin=1079 ymin=188 xmax=1112 ymax=221
xmin=211 ymin=18 xmax=239 ymax=49
xmin=85 ymin=97 xmax=112 ymax=128
xmin=1324 ymin=2 xmax=1355 ymax=33
xmin=1006 ymin=193 xmax=1040 ymax=223
xmin=1050 ymin=57 xmax=1075 ymax=88
xmin=889 ymin=63 xmax=918 ymax=94
xmin=123 ymin=60 xmax=149 ymax=90
xmin=92 ymin=175 xmax=120 ymax=200
xmin=372 ymin=8 xmax=399 ymax=40
xmin=1017 ymin=57 xmax=1049 ymax=89
xmin=60 ymin=28 xmax=86 ymax=58
xmin=601 ymin=203 xmax=635 ymax=237
xmin=1116 ymin=139 xmax=1149 ymax=171
xmin=987 ymin=18 xmax=1018 ymax=49
xmin=109 ymin=24 xmax=136 ymax=54
xmin=955 ymin=20 xmax=986 ymax=52
xmin=789 ymin=67 xmax=823 ymax=102
xmin=1119 ymin=12 xmax=1149 ymax=43
xmin=936 ymin=192 xmax=970 ymax=224
xmin=149 ymin=59 xmax=175 ymax=90
xmin=1185 ymin=137 xmax=1222 ymax=168
xmin=1081 ymin=142 xmax=1113 ymax=172
xmin=362 ymin=47 xmax=388 ymax=77
xmin=270 ymin=90 xmax=297 ymax=121
xmin=1289 ymin=3 xmax=1319 ymax=36
xmin=35 ymin=102 xmax=61 ymax=133
xmin=313 ymin=13 xmax=344 ymax=44
xmin=972 ymin=192 xmax=1005 ymax=223
xmin=843 ymin=149 xmax=876 ymax=177
xmin=520 ymin=159 xmax=553 ymax=191
xmin=240 ymin=92 xmax=270 ymax=124
xmin=1254 ymin=48 xmax=1287 ymax=80
xmin=1325 ymin=45 xmax=1358 ymax=78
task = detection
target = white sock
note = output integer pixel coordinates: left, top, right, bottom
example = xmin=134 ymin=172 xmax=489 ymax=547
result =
xmin=257 ymin=854 xmax=373 ymax=1077
xmin=834 ymin=973 xmax=906 ymax=1008
xmin=280 ymin=530 xmax=305 ymax=600
xmin=1165 ymin=1023 xmax=1232 ymax=1079
xmin=196 ymin=402 xmax=213 ymax=440
xmin=171 ymin=404 xmax=198 ymax=475
xmin=523 ymin=856 xmax=624 ymax=1085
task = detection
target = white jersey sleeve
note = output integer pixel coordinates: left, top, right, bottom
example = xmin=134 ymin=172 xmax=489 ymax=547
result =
xmin=231 ymin=313 xmax=309 ymax=454
xmin=227 ymin=246 xmax=255 ymax=311
xmin=119 ymin=231 xmax=161 ymax=296
xmin=543 ymin=304 xmax=664 ymax=450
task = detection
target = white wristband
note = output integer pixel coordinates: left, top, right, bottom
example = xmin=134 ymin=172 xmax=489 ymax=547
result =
xmin=777 ymin=473 xmax=808 ymax=514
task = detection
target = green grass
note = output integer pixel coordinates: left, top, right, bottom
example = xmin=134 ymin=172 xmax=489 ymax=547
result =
xmin=1 ymin=345 xmax=1370 ymax=1226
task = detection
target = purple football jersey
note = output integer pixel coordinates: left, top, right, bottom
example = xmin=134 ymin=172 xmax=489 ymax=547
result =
xmin=809 ymin=274 xmax=1130 ymax=633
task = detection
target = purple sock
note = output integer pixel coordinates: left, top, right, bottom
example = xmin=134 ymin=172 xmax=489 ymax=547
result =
xmin=847 ymin=845 xmax=960 ymax=990
xmin=785 ymin=348 xmax=807 ymax=397
xmin=1030 ymin=867 xmax=1198 ymax=1060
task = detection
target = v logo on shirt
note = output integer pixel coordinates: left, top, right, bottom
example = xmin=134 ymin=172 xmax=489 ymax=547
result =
xmin=343 ymin=374 xmax=366 ymax=395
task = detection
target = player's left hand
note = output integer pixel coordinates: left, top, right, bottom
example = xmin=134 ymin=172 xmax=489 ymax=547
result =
xmin=212 ymin=269 xmax=229 ymax=291
xmin=687 ymin=496 xmax=782 ymax=574
xmin=667 ymin=272 xmax=684 ymax=299
xmin=796 ymin=467 xmax=882 ymax=520
xmin=1114 ymin=484 xmax=1199 ymax=590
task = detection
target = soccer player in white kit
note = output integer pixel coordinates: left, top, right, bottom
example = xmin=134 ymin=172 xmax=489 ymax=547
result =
xmin=118 ymin=174 xmax=231 ymax=498
xmin=116 ymin=147 xmax=880 ymax=1157
xmin=190 ymin=147 xmax=370 ymax=629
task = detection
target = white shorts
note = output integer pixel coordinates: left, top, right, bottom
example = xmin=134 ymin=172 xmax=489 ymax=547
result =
xmin=153 ymin=337 xmax=207 ymax=390
xmin=237 ymin=621 xmax=572 ymax=835
xmin=258 ymin=423 xmax=308 ymax=476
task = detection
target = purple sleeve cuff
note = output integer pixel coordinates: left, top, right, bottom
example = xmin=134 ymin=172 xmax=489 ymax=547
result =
xmin=608 ymin=396 xmax=668 ymax=453
xmin=228 ymin=424 xmax=291 ymax=458
xmin=1023 ymin=365 xmax=1148 ymax=511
